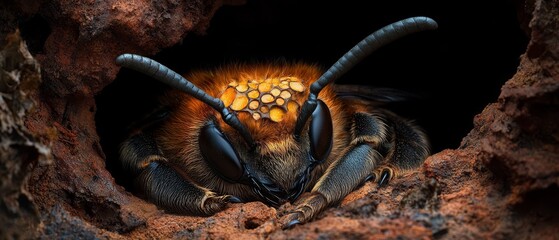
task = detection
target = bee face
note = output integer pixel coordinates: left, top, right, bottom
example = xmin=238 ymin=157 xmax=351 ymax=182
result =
xmin=241 ymin=135 xmax=310 ymax=204
xmin=195 ymin=64 xmax=336 ymax=205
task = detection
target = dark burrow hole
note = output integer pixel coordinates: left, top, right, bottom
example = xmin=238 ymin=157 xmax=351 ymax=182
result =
xmin=512 ymin=185 xmax=559 ymax=231
xmin=95 ymin=0 xmax=528 ymax=188
xmin=19 ymin=14 xmax=51 ymax=55
xmin=244 ymin=218 xmax=262 ymax=230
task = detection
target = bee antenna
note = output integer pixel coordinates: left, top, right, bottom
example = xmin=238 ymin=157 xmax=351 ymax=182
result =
xmin=294 ymin=16 xmax=438 ymax=136
xmin=115 ymin=54 xmax=254 ymax=145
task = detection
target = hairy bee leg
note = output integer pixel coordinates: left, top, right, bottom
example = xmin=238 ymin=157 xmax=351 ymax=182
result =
xmin=282 ymin=113 xmax=387 ymax=228
xmin=282 ymin=144 xmax=382 ymax=228
xmin=120 ymin=134 xmax=238 ymax=215
xmin=282 ymin=192 xmax=328 ymax=229
xmin=374 ymin=111 xmax=431 ymax=186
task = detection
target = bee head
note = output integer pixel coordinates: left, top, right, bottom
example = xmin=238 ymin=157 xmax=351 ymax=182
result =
xmin=197 ymin=64 xmax=335 ymax=206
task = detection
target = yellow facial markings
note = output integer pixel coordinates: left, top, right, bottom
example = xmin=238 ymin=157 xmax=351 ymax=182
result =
xmin=219 ymin=76 xmax=306 ymax=121
xmin=235 ymin=84 xmax=249 ymax=93
xmin=220 ymin=87 xmax=237 ymax=107
xmin=258 ymin=82 xmax=272 ymax=92
xmin=248 ymin=80 xmax=259 ymax=89
xmin=249 ymin=100 xmax=259 ymax=110
xmin=271 ymin=88 xmax=281 ymax=97
xmin=261 ymin=94 xmax=275 ymax=104
xmin=269 ymin=106 xmax=286 ymax=122
xmin=248 ymin=90 xmax=260 ymax=99
xmin=287 ymin=101 xmax=299 ymax=112
xmin=230 ymin=95 xmax=248 ymax=111
xmin=280 ymin=90 xmax=291 ymax=99
xmin=270 ymin=106 xmax=286 ymax=122
xmin=289 ymin=81 xmax=305 ymax=92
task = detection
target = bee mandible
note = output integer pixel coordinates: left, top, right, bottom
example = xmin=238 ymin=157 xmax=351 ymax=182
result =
xmin=116 ymin=16 xmax=437 ymax=228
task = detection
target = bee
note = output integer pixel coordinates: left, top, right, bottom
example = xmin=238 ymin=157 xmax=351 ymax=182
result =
xmin=116 ymin=16 xmax=437 ymax=228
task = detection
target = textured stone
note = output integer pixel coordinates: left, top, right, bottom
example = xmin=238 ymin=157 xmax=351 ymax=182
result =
xmin=0 ymin=30 xmax=50 ymax=240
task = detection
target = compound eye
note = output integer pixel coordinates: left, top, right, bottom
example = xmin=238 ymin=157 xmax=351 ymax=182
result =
xmin=199 ymin=122 xmax=244 ymax=183
xmin=309 ymin=100 xmax=333 ymax=163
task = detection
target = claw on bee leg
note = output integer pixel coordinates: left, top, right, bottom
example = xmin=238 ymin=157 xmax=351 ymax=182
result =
xmin=202 ymin=194 xmax=243 ymax=215
xmin=376 ymin=167 xmax=395 ymax=187
xmin=282 ymin=216 xmax=303 ymax=230
xmin=281 ymin=210 xmax=306 ymax=230
xmin=281 ymin=192 xmax=327 ymax=229
xmin=365 ymin=173 xmax=376 ymax=183
xmin=226 ymin=195 xmax=243 ymax=203
xmin=357 ymin=173 xmax=376 ymax=188
xmin=378 ymin=170 xmax=390 ymax=187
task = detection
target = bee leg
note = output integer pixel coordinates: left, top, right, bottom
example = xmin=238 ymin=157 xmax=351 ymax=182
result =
xmin=370 ymin=111 xmax=430 ymax=187
xmin=282 ymin=113 xmax=387 ymax=228
xmin=120 ymin=133 xmax=238 ymax=216
xmin=283 ymin=144 xmax=382 ymax=228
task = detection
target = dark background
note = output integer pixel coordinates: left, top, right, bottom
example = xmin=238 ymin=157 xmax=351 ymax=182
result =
xmin=96 ymin=0 xmax=528 ymax=167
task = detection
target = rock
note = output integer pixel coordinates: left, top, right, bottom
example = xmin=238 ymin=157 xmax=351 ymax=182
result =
xmin=0 ymin=30 xmax=50 ymax=240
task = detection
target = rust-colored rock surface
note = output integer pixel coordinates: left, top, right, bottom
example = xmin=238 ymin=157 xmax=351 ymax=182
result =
xmin=0 ymin=31 xmax=50 ymax=240
xmin=1 ymin=0 xmax=558 ymax=239
xmin=37 ymin=0 xmax=228 ymax=97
